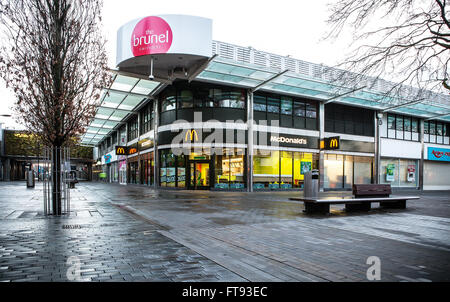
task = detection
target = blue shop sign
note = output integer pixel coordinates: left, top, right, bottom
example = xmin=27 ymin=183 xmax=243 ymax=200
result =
xmin=428 ymin=147 xmax=450 ymax=162
xmin=104 ymin=154 xmax=112 ymax=164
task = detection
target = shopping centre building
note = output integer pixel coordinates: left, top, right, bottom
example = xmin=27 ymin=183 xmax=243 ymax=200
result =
xmin=81 ymin=14 xmax=450 ymax=191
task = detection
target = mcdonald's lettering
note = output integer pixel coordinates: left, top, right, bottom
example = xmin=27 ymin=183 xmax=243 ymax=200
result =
xmin=115 ymin=146 xmax=128 ymax=155
xmin=185 ymin=129 xmax=199 ymax=142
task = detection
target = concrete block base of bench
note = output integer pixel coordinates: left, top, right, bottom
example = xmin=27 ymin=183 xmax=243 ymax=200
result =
xmin=380 ymin=200 xmax=406 ymax=209
xmin=304 ymin=203 xmax=330 ymax=214
xmin=345 ymin=202 xmax=371 ymax=212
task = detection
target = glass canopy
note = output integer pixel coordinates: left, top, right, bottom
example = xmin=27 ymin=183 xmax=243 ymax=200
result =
xmin=81 ymin=45 xmax=450 ymax=146
xmin=80 ymin=75 xmax=161 ymax=145
xmin=197 ymin=57 xmax=450 ymax=122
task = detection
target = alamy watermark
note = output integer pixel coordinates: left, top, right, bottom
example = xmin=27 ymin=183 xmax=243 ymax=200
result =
xmin=167 ymin=112 xmax=312 ymax=155
xmin=366 ymin=256 xmax=381 ymax=281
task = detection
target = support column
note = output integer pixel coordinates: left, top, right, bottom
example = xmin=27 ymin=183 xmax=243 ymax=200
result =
xmin=319 ymin=102 xmax=325 ymax=192
xmin=374 ymin=112 xmax=381 ymax=184
xmin=247 ymin=90 xmax=254 ymax=192
xmin=419 ymin=119 xmax=424 ymax=191
xmin=153 ymin=98 xmax=159 ymax=189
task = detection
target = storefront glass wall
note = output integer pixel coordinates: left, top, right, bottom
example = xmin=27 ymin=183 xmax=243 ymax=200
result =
xmin=140 ymin=152 xmax=154 ymax=186
xmin=128 ymin=159 xmax=139 ymax=184
xmin=214 ymin=149 xmax=245 ymax=189
xmin=324 ymin=154 xmax=373 ymax=189
xmin=253 ymin=150 xmax=318 ymax=189
xmin=381 ymin=158 xmax=418 ymax=187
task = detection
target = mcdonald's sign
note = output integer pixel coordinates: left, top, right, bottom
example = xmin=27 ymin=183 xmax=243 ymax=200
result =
xmin=115 ymin=146 xmax=128 ymax=155
xmin=184 ymin=129 xmax=199 ymax=142
xmin=323 ymin=136 xmax=340 ymax=150
xmin=128 ymin=147 xmax=138 ymax=155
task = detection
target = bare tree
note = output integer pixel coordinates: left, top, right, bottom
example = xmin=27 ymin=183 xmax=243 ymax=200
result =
xmin=0 ymin=0 xmax=111 ymax=214
xmin=325 ymin=0 xmax=449 ymax=99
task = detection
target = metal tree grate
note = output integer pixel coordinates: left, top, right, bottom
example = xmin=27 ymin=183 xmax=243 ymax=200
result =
xmin=42 ymin=147 xmax=71 ymax=216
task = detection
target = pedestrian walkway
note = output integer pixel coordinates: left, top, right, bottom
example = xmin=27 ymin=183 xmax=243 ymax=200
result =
xmin=0 ymin=182 xmax=244 ymax=282
xmin=1 ymin=181 xmax=450 ymax=282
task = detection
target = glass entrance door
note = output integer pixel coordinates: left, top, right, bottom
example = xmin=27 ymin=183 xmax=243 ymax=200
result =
xmin=188 ymin=161 xmax=210 ymax=190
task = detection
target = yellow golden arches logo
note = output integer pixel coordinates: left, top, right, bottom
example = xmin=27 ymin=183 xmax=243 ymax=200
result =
xmin=185 ymin=129 xmax=199 ymax=142
xmin=115 ymin=146 xmax=128 ymax=155
xmin=330 ymin=139 xmax=338 ymax=148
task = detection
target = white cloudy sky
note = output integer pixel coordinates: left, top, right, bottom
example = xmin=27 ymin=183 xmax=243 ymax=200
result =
xmin=1 ymin=0 xmax=354 ymax=129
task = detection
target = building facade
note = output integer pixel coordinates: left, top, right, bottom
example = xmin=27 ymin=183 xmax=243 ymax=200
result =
xmin=1 ymin=129 xmax=94 ymax=181
xmin=82 ymin=14 xmax=450 ymax=191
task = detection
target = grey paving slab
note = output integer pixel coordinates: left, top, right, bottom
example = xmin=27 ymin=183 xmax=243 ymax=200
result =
xmin=1 ymin=181 xmax=450 ymax=282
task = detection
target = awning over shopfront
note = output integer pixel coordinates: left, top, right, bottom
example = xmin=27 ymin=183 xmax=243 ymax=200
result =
xmin=80 ymin=74 xmax=162 ymax=145
xmin=196 ymin=50 xmax=450 ymax=122
xmin=81 ymin=40 xmax=450 ymax=146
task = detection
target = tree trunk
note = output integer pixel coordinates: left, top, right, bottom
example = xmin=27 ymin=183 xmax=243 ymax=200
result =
xmin=51 ymin=146 xmax=62 ymax=215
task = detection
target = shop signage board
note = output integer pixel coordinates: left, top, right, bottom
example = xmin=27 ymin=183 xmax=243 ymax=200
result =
xmin=117 ymin=15 xmax=212 ymax=66
xmin=138 ymin=138 xmax=154 ymax=151
xmin=115 ymin=146 xmax=128 ymax=155
xmin=321 ymin=136 xmax=340 ymax=150
xmin=128 ymin=144 xmax=138 ymax=155
xmin=427 ymin=147 xmax=450 ymax=162
xmin=102 ymin=151 xmax=118 ymax=165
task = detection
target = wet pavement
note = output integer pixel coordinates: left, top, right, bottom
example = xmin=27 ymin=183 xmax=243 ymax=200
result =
xmin=1 ymin=181 xmax=450 ymax=281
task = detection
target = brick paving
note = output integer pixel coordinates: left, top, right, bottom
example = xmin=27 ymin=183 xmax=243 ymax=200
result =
xmin=1 ymin=181 xmax=450 ymax=282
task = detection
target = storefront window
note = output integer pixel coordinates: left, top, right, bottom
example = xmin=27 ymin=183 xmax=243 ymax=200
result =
xmin=280 ymin=152 xmax=292 ymax=189
xmin=214 ymin=150 xmax=245 ymax=189
xmin=324 ymin=154 xmax=344 ymax=189
xmin=253 ymin=150 xmax=280 ymax=189
xmin=354 ymin=157 xmax=372 ymax=185
xmin=293 ymin=152 xmax=314 ymax=188
xmin=344 ymin=156 xmax=353 ymax=189
xmin=166 ymin=152 xmax=176 ymax=187
xmin=177 ymin=155 xmax=186 ymax=188
xmin=381 ymin=158 xmax=417 ymax=187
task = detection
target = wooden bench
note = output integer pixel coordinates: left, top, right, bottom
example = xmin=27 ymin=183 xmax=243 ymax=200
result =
xmin=289 ymin=184 xmax=420 ymax=214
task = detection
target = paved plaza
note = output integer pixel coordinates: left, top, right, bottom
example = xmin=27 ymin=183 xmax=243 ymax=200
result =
xmin=1 ymin=181 xmax=450 ymax=282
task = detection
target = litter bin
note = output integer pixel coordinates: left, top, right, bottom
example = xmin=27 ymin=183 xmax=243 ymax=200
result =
xmin=26 ymin=170 xmax=35 ymax=188
xmin=304 ymin=169 xmax=319 ymax=197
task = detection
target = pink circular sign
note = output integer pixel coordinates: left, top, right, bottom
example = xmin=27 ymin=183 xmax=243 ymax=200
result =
xmin=131 ymin=16 xmax=173 ymax=57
